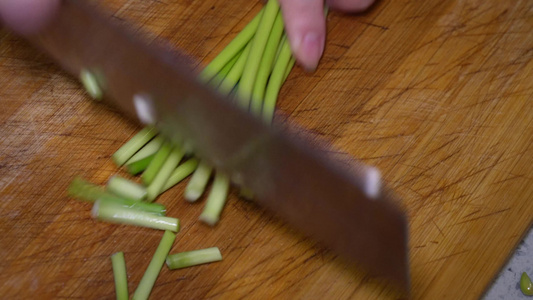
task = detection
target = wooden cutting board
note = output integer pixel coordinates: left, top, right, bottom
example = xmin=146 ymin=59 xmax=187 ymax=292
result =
xmin=1 ymin=0 xmax=532 ymax=299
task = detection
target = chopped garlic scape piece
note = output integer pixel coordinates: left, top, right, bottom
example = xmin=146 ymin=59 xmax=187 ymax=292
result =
xmin=111 ymin=252 xmax=128 ymax=300
xmin=133 ymin=231 xmax=176 ymax=300
xmin=166 ymin=247 xmax=222 ymax=270
xmin=80 ymin=69 xmax=103 ymax=100
xmin=107 ymin=175 xmax=147 ymax=201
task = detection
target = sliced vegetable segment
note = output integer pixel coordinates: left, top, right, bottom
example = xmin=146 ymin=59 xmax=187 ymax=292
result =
xmin=146 ymin=146 xmax=184 ymax=201
xmin=199 ymin=172 xmax=230 ymax=226
xmin=166 ymin=247 xmax=222 ymax=270
xmin=111 ymin=252 xmax=129 ymax=300
xmin=107 ymin=175 xmax=147 ymax=201
xmin=68 ymin=177 xmax=166 ymax=215
xmin=80 ymin=69 xmax=103 ymax=100
xmin=132 ymin=231 xmax=176 ymax=300
xmin=112 ymin=126 xmax=158 ymax=166
xmin=92 ymin=200 xmax=179 ymax=231
xmin=184 ymin=160 xmax=213 ymax=202
xmin=162 ymin=158 xmax=200 ymax=193
xmin=126 ymin=135 xmax=164 ymax=165
xmin=126 ymin=153 xmax=156 ymax=175
xmin=522 ymin=272 xmax=533 ymax=296
xmin=142 ymin=141 xmax=172 ymax=185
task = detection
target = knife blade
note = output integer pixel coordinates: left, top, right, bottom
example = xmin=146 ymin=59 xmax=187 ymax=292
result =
xmin=27 ymin=0 xmax=409 ymax=290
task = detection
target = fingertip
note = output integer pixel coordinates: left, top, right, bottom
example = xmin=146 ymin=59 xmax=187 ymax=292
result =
xmin=0 ymin=0 xmax=60 ymax=35
xmin=293 ymin=31 xmax=325 ymax=72
xmin=279 ymin=0 xmax=326 ymax=72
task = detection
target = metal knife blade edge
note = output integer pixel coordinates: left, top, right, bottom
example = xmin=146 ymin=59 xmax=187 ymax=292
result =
xmin=26 ymin=0 xmax=410 ymax=291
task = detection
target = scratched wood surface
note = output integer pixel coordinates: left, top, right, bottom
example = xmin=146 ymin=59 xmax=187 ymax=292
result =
xmin=1 ymin=0 xmax=532 ymax=299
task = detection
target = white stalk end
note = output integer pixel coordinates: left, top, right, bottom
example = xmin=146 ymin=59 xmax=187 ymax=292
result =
xmin=91 ymin=200 xmax=100 ymax=218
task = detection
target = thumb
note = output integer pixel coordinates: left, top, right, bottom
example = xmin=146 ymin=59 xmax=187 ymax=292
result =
xmin=0 ymin=0 xmax=60 ymax=35
xmin=279 ymin=0 xmax=326 ymax=71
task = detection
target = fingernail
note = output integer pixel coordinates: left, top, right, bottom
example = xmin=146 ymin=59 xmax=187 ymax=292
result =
xmin=300 ymin=32 xmax=324 ymax=71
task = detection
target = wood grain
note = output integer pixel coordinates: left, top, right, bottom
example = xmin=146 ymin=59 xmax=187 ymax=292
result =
xmin=1 ymin=0 xmax=532 ymax=299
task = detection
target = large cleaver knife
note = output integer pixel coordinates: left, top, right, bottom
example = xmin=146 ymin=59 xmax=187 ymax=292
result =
xmin=25 ymin=0 xmax=409 ymax=290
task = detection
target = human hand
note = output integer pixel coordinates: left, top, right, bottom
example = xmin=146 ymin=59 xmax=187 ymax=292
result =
xmin=0 ymin=0 xmax=373 ymax=70
xmin=278 ymin=0 xmax=375 ymax=71
xmin=0 ymin=0 xmax=59 ymax=35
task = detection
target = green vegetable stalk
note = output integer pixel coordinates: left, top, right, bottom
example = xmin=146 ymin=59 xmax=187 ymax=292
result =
xmin=125 ymin=135 xmax=164 ymax=165
xmin=209 ymin=48 xmax=243 ymax=87
xmin=236 ymin=0 xmax=280 ymax=109
xmin=262 ymin=35 xmax=293 ymax=124
xmin=217 ymin=42 xmax=253 ymax=95
xmin=80 ymin=69 xmax=103 ymax=100
xmin=199 ymin=9 xmax=265 ymax=82
xmin=112 ymin=126 xmax=158 ymax=166
xmin=107 ymin=175 xmax=147 ymax=202
xmin=68 ymin=177 xmax=166 ymax=215
xmin=146 ymin=146 xmax=184 ymax=201
xmin=199 ymin=172 xmax=230 ymax=226
xmin=250 ymin=10 xmax=284 ymax=115
xmin=92 ymin=200 xmax=179 ymax=232
xmin=166 ymin=247 xmax=222 ymax=270
xmin=132 ymin=231 xmax=176 ymax=300
xmin=184 ymin=161 xmax=213 ymax=202
xmin=162 ymin=158 xmax=199 ymax=193
xmin=126 ymin=154 xmax=156 ymax=175
xmin=141 ymin=141 xmax=172 ymax=185
xmin=111 ymin=252 xmax=129 ymax=300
